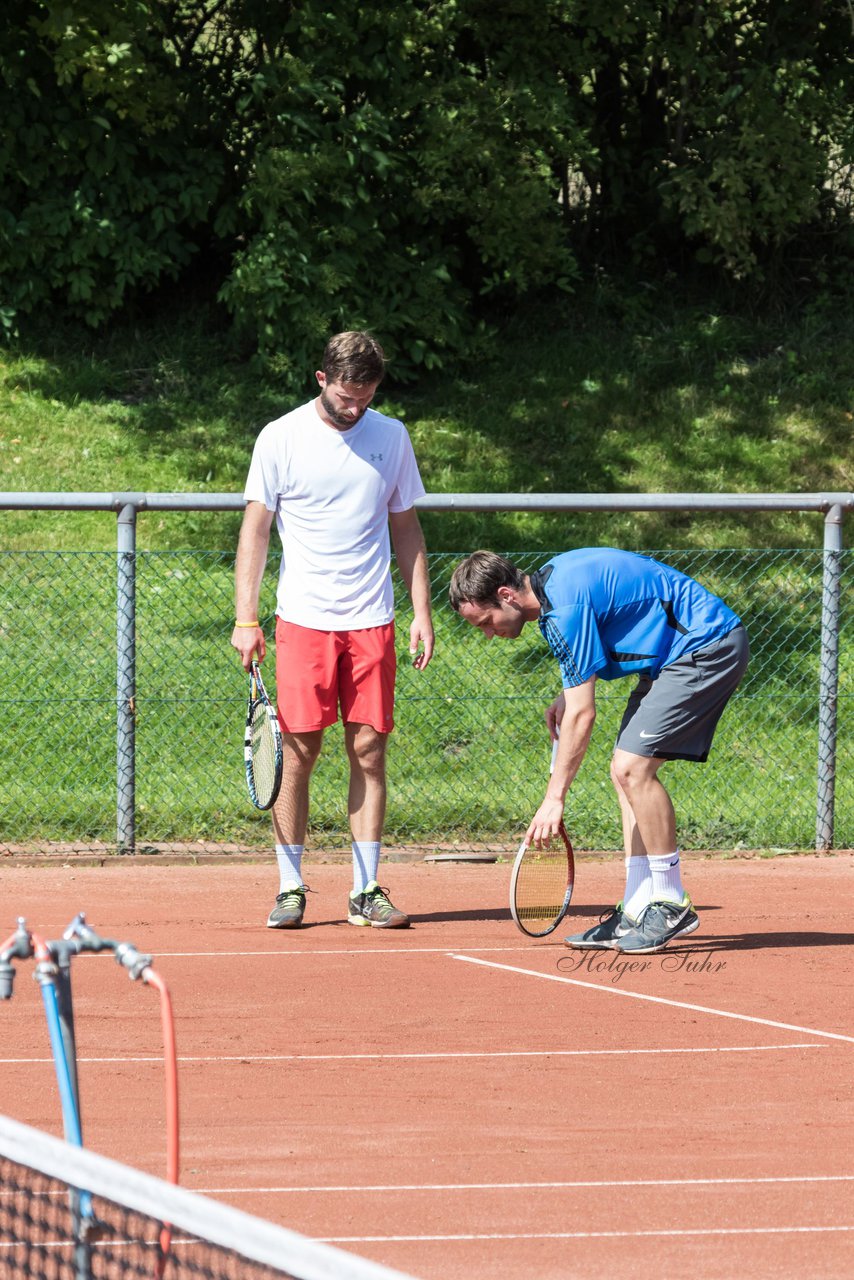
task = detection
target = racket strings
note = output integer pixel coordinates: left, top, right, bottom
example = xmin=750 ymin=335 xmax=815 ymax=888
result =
xmin=510 ymin=826 xmax=575 ymax=936
xmin=515 ymin=853 xmax=572 ymax=922
xmin=248 ymin=702 xmax=279 ymax=806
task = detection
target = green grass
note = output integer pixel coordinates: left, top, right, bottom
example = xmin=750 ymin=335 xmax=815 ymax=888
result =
xmin=0 ymin=284 xmax=851 ymax=553
xmin=0 ymin=284 xmax=851 ymax=852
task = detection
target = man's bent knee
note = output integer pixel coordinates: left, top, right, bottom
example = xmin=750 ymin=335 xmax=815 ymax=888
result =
xmin=611 ymin=749 xmax=664 ymax=793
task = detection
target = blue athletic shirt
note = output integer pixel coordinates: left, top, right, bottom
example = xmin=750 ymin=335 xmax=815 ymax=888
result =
xmin=533 ymin=549 xmax=741 ymax=688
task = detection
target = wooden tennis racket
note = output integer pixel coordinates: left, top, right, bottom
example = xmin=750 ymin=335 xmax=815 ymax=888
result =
xmin=244 ymin=661 xmax=283 ymax=810
xmin=509 ymin=735 xmax=575 ymax=936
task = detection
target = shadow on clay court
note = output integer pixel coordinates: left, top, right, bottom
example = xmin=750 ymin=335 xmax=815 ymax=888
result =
xmin=269 ymin=904 xmax=731 ymax=928
xmin=683 ymin=930 xmax=854 ymax=952
xmin=267 ymin=909 xmax=513 ymax=927
xmin=410 ymin=907 xmax=517 ymax=923
xmin=409 ymin=903 xmax=726 ymax=926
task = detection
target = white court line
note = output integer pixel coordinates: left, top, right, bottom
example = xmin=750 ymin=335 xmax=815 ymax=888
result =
xmin=4 ymin=1173 xmax=853 ymax=1200
xmin=0 ymin=1226 xmax=850 ymax=1245
xmin=0 ymin=1043 xmax=826 ymax=1066
xmin=143 ymin=946 xmax=542 ymax=958
xmin=198 ymin=1174 xmax=854 ymax=1194
xmin=451 ymin=954 xmax=854 ymax=1045
xmin=323 ymin=1225 xmax=854 ymax=1243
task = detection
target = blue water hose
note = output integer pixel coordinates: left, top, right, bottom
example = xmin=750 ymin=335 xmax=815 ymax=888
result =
xmin=37 ymin=965 xmax=93 ymax=1219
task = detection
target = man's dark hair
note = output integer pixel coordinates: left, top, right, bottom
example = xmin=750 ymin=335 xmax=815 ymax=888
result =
xmin=322 ymin=331 xmax=386 ymax=385
xmin=448 ymin=551 xmax=526 ymax=611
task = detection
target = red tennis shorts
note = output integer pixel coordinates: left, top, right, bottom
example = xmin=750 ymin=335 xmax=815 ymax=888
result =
xmin=275 ymin=618 xmax=396 ymax=734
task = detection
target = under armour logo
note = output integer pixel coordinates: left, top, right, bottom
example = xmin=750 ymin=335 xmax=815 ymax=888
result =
xmin=370 ymin=452 xmax=383 ymax=461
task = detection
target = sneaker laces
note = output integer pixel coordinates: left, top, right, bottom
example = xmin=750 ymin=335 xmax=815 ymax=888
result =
xmin=277 ymin=886 xmax=306 ymax=907
xmin=654 ymin=898 xmax=686 ymax=921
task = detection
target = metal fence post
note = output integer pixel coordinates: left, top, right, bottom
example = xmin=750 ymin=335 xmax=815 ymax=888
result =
xmin=116 ymin=502 xmax=137 ymax=853
xmin=816 ymin=503 xmax=843 ymax=851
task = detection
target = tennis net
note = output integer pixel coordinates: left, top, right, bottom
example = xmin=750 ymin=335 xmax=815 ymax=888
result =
xmin=0 ymin=1114 xmax=417 ymax=1280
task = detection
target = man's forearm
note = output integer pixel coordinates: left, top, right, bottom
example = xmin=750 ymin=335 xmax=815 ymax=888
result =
xmin=235 ymin=512 xmax=272 ymax=619
xmin=391 ymin=513 xmax=432 ymax=618
xmin=545 ymin=710 xmax=596 ymax=802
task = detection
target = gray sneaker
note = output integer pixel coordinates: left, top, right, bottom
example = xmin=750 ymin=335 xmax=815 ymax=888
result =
xmin=614 ymin=898 xmax=700 ymax=954
xmin=266 ymin=884 xmax=307 ymax=929
xmin=348 ymin=881 xmax=410 ymax=929
xmin=564 ymin=904 xmax=634 ymax=950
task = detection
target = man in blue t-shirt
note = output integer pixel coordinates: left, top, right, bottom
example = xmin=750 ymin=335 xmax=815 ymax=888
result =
xmin=449 ymin=548 xmax=749 ymax=954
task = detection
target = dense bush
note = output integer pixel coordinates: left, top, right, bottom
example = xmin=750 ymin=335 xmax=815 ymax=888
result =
xmin=0 ymin=2 xmax=230 ymax=329
xmin=2 ymin=1 xmax=854 ymax=382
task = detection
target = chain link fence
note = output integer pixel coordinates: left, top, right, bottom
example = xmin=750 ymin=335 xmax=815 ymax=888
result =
xmin=0 ymin=505 xmax=850 ymax=857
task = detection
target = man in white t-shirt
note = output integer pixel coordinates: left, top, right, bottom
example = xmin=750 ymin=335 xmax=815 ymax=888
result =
xmin=231 ymin=332 xmax=434 ymax=929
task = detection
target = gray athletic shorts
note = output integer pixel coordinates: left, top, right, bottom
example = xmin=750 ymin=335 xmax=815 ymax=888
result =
xmin=615 ymin=625 xmax=749 ymax=763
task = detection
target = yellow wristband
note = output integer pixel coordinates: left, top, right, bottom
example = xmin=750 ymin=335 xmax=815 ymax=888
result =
xmin=235 ymin=620 xmax=259 ymax=628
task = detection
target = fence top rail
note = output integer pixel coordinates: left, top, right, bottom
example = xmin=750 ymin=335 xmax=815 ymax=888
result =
xmin=0 ymin=490 xmax=852 ymax=513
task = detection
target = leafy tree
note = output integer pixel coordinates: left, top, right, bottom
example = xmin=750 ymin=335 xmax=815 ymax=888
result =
xmin=2 ymin=0 xmax=854 ymax=374
xmin=219 ymin=0 xmax=581 ymax=380
xmin=0 ymin=2 xmax=233 ymax=330
xmin=564 ymin=1 xmax=854 ymax=280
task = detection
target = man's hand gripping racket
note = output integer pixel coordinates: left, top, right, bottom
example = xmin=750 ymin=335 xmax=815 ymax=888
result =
xmin=509 ymin=736 xmax=576 ymax=937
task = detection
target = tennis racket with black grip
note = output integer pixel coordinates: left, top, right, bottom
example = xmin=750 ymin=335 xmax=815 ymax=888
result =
xmin=244 ymin=660 xmax=283 ymax=810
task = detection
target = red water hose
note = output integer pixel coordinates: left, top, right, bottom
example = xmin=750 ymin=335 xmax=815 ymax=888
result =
xmin=142 ymin=965 xmax=179 ymax=1279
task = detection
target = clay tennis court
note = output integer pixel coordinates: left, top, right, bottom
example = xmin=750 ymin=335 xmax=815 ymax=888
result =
xmin=2 ymin=851 xmax=853 ymax=1280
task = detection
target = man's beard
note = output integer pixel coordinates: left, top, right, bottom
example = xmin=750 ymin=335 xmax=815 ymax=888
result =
xmin=320 ymin=390 xmax=366 ymax=430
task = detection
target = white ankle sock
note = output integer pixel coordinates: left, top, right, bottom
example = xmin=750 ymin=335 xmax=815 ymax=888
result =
xmin=352 ymin=841 xmax=381 ymax=893
xmin=623 ymin=856 xmax=653 ymax=920
xmin=648 ymin=852 xmax=685 ymax=905
xmin=276 ymin=844 xmax=304 ymax=890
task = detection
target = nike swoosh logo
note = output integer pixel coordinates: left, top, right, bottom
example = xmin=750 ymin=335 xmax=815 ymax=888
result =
xmin=639 ymin=730 xmax=657 ymax=739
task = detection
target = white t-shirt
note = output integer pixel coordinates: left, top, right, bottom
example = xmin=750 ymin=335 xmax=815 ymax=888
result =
xmin=244 ymin=399 xmax=426 ymax=629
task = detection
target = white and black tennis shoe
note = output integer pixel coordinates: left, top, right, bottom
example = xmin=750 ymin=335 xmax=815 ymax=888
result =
xmin=564 ymin=904 xmax=636 ymax=950
xmin=613 ymin=898 xmax=700 ymax=954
